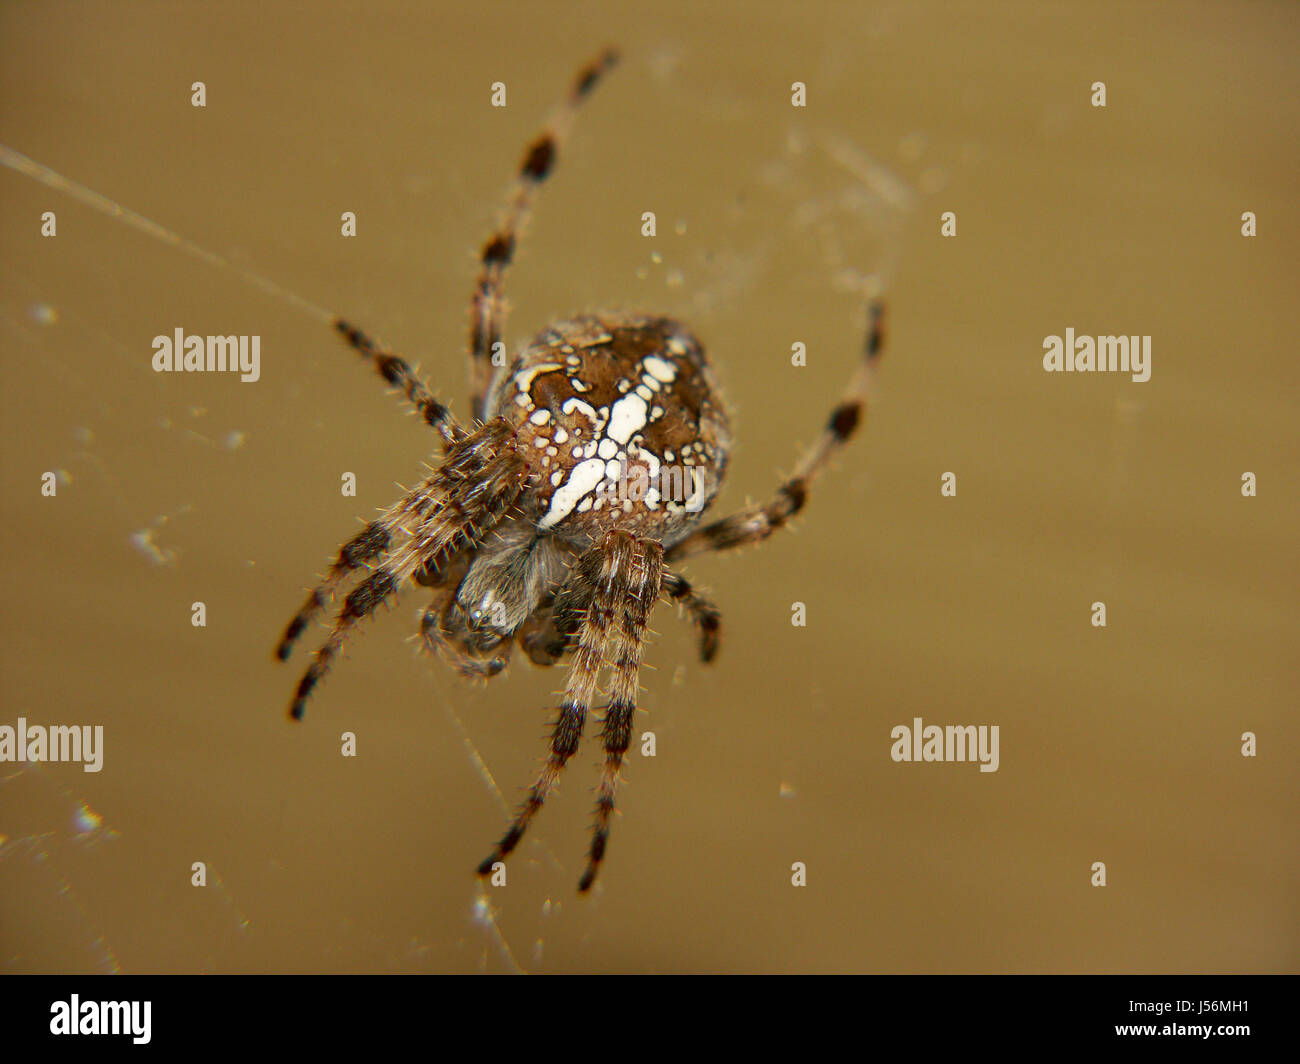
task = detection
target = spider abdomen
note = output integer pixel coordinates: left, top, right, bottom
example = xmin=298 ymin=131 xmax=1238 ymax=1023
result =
xmin=487 ymin=313 xmax=731 ymax=545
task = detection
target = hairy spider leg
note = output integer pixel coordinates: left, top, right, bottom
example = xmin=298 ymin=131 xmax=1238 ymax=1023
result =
xmin=477 ymin=529 xmax=661 ymax=891
xmin=469 ymin=48 xmax=620 ymax=421
xmin=666 ymin=300 xmax=886 ymax=561
xmin=331 ymin=319 xmax=466 ymax=449
xmin=661 ymin=569 xmax=723 ymax=663
xmin=282 ymin=421 xmax=526 ymax=719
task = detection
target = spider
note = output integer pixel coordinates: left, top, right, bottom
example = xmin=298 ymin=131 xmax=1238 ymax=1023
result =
xmin=275 ymin=48 xmax=887 ymax=892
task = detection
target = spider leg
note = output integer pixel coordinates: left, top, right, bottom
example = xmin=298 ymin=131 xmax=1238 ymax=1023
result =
xmin=477 ymin=529 xmax=662 ymax=886
xmin=276 ymin=518 xmax=399 ymax=662
xmin=661 ymin=569 xmax=722 ymax=663
xmin=469 ymin=48 xmax=619 ymax=421
xmin=665 ymin=299 xmax=886 ymax=562
xmin=283 ymin=420 xmax=526 ymax=719
xmin=275 ymin=427 xmax=513 ymax=663
xmin=332 ymin=319 xmax=465 ymax=449
xmin=276 ymin=479 xmax=464 ymax=662
xmin=579 ymin=534 xmax=664 ymax=892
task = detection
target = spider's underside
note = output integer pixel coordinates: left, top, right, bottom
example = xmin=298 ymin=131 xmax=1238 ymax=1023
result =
xmin=276 ymin=49 xmax=886 ymax=892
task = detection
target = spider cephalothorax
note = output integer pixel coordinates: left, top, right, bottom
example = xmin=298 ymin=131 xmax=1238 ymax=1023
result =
xmin=276 ymin=48 xmax=886 ymax=892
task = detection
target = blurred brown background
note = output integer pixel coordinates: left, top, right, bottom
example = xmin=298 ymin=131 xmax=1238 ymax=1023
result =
xmin=1 ymin=0 xmax=1295 ymax=973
